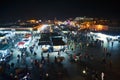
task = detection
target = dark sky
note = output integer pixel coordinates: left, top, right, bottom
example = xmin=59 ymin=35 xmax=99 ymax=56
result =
xmin=0 ymin=0 xmax=120 ymax=21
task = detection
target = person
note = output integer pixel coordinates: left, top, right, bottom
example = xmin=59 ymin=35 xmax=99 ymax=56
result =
xmin=34 ymin=52 xmax=37 ymax=56
xmin=73 ymin=54 xmax=77 ymax=62
xmin=71 ymin=48 xmax=73 ymax=51
xmin=45 ymin=73 xmax=50 ymax=80
xmin=101 ymin=72 xmax=104 ymax=80
xmin=41 ymin=56 xmax=45 ymax=64
xmin=17 ymin=54 xmax=20 ymax=58
xmin=85 ymin=53 xmax=89 ymax=59
xmin=106 ymin=52 xmax=109 ymax=57
xmin=111 ymin=41 xmax=114 ymax=47
xmin=58 ymin=51 xmax=60 ymax=56
xmin=54 ymin=56 xmax=57 ymax=63
xmin=79 ymin=53 xmax=82 ymax=61
xmin=11 ymin=63 xmax=14 ymax=68
xmin=95 ymin=71 xmax=99 ymax=80
xmin=106 ymin=52 xmax=111 ymax=58
xmin=41 ymin=51 xmax=43 ymax=57
xmin=14 ymin=75 xmax=19 ymax=80
xmin=47 ymin=53 xmax=49 ymax=59
xmin=29 ymin=47 xmax=32 ymax=53
xmin=102 ymin=57 xmax=106 ymax=65
xmin=17 ymin=57 xmax=20 ymax=63
xmin=109 ymin=60 xmax=112 ymax=68
xmin=109 ymin=52 xmax=111 ymax=57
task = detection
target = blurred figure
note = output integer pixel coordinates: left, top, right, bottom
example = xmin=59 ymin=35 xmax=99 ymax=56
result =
xmin=101 ymin=72 xmax=104 ymax=80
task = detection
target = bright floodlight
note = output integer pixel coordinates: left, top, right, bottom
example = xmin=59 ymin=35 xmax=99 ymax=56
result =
xmin=40 ymin=24 xmax=49 ymax=31
xmin=82 ymin=70 xmax=86 ymax=74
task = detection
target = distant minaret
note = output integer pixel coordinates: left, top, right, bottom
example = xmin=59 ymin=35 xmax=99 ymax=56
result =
xmin=54 ymin=17 xmax=57 ymax=24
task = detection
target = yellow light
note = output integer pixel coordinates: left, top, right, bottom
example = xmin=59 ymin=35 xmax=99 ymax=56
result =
xmin=30 ymin=28 xmax=33 ymax=31
xmin=97 ymin=25 xmax=103 ymax=30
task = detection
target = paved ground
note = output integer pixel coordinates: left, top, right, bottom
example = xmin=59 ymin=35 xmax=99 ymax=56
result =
xmin=1 ymin=32 xmax=120 ymax=80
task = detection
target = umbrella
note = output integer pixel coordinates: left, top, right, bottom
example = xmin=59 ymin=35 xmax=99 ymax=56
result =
xmin=18 ymin=42 xmax=25 ymax=45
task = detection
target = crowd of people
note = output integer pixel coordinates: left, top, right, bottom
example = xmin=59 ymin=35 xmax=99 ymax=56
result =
xmin=0 ymin=29 xmax=116 ymax=80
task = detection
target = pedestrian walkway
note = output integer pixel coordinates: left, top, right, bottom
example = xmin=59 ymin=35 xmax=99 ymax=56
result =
xmin=1 ymin=31 xmax=120 ymax=80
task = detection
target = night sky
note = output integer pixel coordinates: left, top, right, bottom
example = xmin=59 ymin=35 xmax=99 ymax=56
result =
xmin=0 ymin=0 xmax=120 ymax=21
